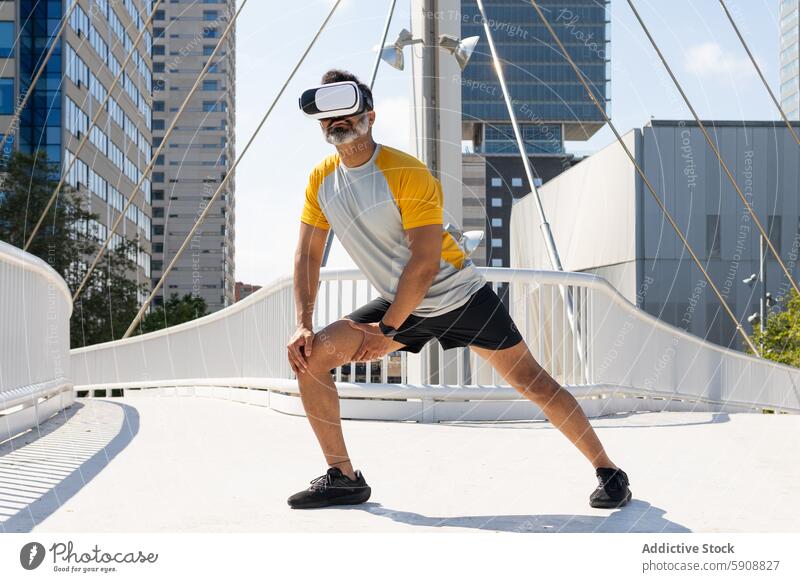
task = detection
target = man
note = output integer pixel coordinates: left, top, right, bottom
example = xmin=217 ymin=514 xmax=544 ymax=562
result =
xmin=287 ymin=69 xmax=632 ymax=510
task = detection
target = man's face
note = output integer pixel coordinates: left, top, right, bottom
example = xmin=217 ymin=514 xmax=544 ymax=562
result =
xmin=320 ymin=111 xmax=371 ymax=146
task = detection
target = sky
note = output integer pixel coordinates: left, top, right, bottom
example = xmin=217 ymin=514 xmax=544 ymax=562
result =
xmin=234 ymin=0 xmax=782 ymax=285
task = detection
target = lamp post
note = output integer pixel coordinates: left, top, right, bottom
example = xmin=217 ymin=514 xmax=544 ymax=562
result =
xmin=744 ymin=234 xmax=776 ymax=354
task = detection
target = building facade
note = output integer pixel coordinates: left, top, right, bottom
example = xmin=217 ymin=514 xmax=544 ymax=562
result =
xmin=234 ymin=281 xmax=260 ymax=302
xmin=0 ymin=0 xmax=154 ymax=301
xmin=150 ymin=0 xmax=235 ymax=312
xmin=460 ymin=0 xmax=609 ymax=154
xmin=512 ymin=120 xmax=800 ymax=352
xmin=781 ymin=0 xmax=799 ymax=120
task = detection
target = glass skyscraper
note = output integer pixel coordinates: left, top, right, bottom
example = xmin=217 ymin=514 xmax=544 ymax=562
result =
xmin=461 ymin=0 xmax=609 ymax=154
xmin=1 ymin=1 xmax=155 ymax=303
xmin=780 ymin=0 xmax=799 ymax=119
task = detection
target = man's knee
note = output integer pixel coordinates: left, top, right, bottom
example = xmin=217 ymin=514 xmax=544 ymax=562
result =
xmin=510 ymin=361 xmax=557 ymax=398
xmin=305 ymin=318 xmax=361 ymax=371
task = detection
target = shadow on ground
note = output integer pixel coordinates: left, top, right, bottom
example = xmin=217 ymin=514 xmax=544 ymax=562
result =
xmin=444 ymin=411 xmax=731 ymax=430
xmin=0 ymin=400 xmax=139 ymax=533
xmin=348 ymin=500 xmax=691 ymax=533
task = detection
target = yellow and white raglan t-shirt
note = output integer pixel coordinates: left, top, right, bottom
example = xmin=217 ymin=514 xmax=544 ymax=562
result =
xmin=300 ymin=143 xmax=487 ymax=318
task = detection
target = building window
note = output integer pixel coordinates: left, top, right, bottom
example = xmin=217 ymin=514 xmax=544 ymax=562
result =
xmin=491 ymin=177 xmax=502 ymax=187
xmin=492 ymin=238 xmax=502 ymax=247
xmin=0 ymin=78 xmax=13 ymax=114
xmin=491 ymin=217 xmax=502 ymax=227
xmin=511 ymin=177 xmax=523 ymax=187
xmin=706 ymin=214 xmax=721 ymax=258
xmin=203 ymin=80 xmax=219 ymax=91
xmin=491 ymin=258 xmax=503 ymax=266
xmin=0 ymin=22 xmax=14 ymax=58
xmin=491 ymin=197 xmax=502 ymax=207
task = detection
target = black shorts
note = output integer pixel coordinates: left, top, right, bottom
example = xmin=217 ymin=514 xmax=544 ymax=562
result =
xmin=344 ymin=282 xmax=524 ymax=354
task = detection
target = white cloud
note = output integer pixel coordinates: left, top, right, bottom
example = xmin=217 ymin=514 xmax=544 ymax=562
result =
xmin=684 ymin=42 xmax=754 ymax=79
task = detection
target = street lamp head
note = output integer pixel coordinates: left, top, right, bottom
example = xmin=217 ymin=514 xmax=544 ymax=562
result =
xmin=747 ymin=312 xmax=760 ymax=326
xmin=461 ymin=230 xmax=484 ymax=256
xmin=379 ymin=29 xmax=418 ymax=71
xmin=380 ymin=43 xmax=405 ymax=70
xmin=438 ymin=34 xmax=480 ymax=70
xmin=379 ymin=30 xmax=479 ymax=72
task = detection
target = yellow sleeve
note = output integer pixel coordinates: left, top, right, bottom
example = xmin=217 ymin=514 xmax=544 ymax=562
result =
xmin=396 ymin=166 xmax=444 ymax=230
xmin=299 ymin=167 xmax=330 ymax=230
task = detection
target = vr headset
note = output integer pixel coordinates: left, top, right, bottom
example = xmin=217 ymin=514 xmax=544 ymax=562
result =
xmin=299 ymin=81 xmax=372 ymax=121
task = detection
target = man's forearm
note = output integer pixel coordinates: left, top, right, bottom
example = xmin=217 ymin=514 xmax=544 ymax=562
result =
xmin=381 ymin=258 xmax=439 ymax=329
xmin=294 ymin=252 xmax=322 ymax=328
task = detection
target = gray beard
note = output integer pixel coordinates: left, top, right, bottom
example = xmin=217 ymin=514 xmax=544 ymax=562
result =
xmin=324 ymin=114 xmax=370 ymax=145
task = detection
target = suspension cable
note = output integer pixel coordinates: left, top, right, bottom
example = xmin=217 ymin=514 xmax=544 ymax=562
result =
xmin=478 ymin=0 xmax=563 ymax=271
xmin=625 ymin=0 xmax=800 ymax=301
xmin=0 ymin=0 xmax=80 ymax=155
xmin=71 ymin=0 xmax=248 ymax=304
xmin=24 ymin=0 xmax=164 ymax=251
xmin=121 ymin=0 xmax=343 ymax=338
xmin=321 ymin=0 xmax=398 ymax=267
xmin=528 ymin=0 xmax=759 ymax=355
xmin=717 ymin=0 xmax=800 ymax=146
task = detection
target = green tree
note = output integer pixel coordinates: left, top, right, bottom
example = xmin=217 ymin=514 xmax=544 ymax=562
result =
xmin=0 ymin=151 xmax=148 ymax=347
xmin=750 ymin=288 xmax=800 ymax=368
xmin=139 ymin=292 xmax=209 ymax=333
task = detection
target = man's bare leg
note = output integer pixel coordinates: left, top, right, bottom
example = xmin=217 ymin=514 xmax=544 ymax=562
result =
xmin=296 ymin=318 xmax=407 ymax=480
xmin=469 ymin=339 xmax=618 ymax=470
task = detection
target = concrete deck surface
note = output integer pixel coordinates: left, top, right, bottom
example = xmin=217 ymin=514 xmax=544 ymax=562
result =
xmin=1 ymin=395 xmax=798 ymax=533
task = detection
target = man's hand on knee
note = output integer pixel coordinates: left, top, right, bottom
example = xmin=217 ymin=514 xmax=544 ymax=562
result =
xmin=345 ymin=320 xmax=395 ymax=362
xmin=287 ymin=324 xmax=315 ymax=374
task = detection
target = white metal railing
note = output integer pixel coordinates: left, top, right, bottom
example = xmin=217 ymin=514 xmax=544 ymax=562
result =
xmin=0 ymin=240 xmax=74 ymax=440
xmin=69 ymin=266 xmax=800 ymax=421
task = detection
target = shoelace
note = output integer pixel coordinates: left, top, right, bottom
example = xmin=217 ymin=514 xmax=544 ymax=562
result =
xmin=309 ymin=472 xmax=334 ymax=491
xmin=597 ymin=470 xmax=628 ymax=490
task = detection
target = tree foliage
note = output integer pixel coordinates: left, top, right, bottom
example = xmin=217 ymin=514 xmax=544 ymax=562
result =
xmin=0 ymin=151 xmax=146 ymax=347
xmin=140 ymin=292 xmax=209 ymax=334
xmin=750 ymin=288 xmax=800 ymax=368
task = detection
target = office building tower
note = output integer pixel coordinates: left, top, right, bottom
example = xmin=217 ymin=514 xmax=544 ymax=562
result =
xmin=1 ymin=0 xmax=155 ymax=301
xmin=150 ymin=0 xmax=235 ymax=311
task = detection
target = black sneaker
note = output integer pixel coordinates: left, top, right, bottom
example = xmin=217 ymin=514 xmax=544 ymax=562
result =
xmin=589 ymin=467 xmax=632 ymax=508
xmin=287 ymin=467 xmax=371 ymax=509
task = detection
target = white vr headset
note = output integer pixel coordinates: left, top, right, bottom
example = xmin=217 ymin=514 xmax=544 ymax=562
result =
xmin=299 ymin=81 xmax=371 ymax=120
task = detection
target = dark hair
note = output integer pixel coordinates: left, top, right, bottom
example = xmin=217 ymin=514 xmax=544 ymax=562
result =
xmin=321 ymin=69 xmax=373 ymax=111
